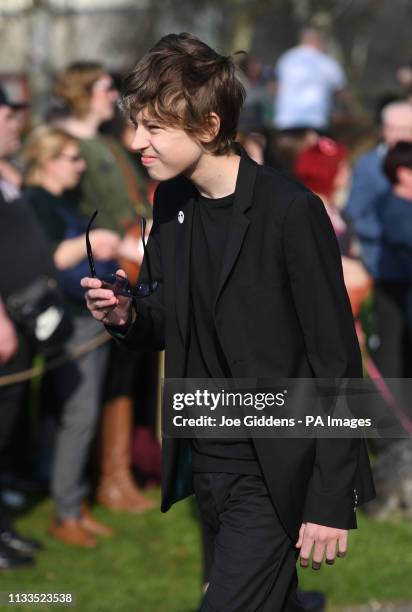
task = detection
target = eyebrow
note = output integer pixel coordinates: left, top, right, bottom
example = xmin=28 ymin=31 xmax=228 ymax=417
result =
xmin=130 ymin=115 xmax=162 ymax=128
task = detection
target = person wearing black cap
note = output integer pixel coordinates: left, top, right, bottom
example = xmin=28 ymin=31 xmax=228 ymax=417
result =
xmin=0 ymin=86 xmax=27 ymax=111
xmin=0 ymin=84 xmax=45 ymax=569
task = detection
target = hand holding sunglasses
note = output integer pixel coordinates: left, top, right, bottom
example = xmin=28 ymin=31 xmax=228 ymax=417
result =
xmin=86 ymin=210 xmax=158 ymax=299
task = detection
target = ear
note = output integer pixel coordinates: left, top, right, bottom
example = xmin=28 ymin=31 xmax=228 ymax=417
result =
xmin=199 ymin=112 xmax=221 ymax=144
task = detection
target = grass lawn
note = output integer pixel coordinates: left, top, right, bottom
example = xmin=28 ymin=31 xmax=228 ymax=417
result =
xmin=3 ymin=489 xmax=412 ymax=612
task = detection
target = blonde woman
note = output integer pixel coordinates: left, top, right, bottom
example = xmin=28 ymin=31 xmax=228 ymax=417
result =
xmin=23 ymin=126 xmax=120 ymax=547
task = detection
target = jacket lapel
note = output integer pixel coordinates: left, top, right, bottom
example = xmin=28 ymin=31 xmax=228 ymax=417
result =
xmin=174 ymin=191 xmax=195 ymax=346
xmin=213 ymin=152 xmax=258 ymax=313
xmin=173 ymin=148 xmax=258 ymax=346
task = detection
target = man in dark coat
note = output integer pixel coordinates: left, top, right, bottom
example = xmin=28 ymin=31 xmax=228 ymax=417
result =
xmin=82 ymin=33 xmax=375 ymax=612
xmin=0 ymin=85 xmax=46 ymax=569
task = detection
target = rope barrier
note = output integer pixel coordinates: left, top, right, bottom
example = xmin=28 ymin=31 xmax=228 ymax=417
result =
xmin=0 ymin=330 xmax=111 ymax=387
xmin=356 ymin=320 xmax=412 ymax=435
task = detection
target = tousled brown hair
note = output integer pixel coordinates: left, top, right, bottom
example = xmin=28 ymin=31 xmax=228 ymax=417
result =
xmin=55 ymin=61 xmax=105 ymax=118
xmin=120 ymin=33 xmax=246 ymax=155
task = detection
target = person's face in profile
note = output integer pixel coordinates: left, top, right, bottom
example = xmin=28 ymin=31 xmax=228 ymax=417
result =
xmin=89 ymin=74 xmax=119 ymax=123
xmin=129 ymin=108 xmax=207 ymax=182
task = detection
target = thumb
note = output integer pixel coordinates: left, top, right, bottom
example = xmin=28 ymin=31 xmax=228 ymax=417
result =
xmin=116 ymin=268 xmax=128 ymax=279
xmin=295 ymin=522 xmax=306 ymax=548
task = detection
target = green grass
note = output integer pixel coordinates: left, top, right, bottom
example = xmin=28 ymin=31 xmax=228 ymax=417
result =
xmin=3 ymin=491 xmax=412 ymax=612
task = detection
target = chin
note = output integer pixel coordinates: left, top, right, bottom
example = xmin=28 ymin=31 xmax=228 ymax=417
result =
xmin=66 ymin=181 xmax=80 ymax=190
xmin=147 ymin=167 xmax=180 ymax=182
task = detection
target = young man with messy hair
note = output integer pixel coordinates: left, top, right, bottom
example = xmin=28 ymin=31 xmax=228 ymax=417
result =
xmin=82 ymin=33 xmax=375 ymax=611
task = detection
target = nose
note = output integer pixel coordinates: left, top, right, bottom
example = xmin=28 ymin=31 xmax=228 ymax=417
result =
xmin=130 ymin=124 xmax=150 ymax=152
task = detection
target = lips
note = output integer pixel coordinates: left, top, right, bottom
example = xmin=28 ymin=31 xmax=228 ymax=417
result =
xmin=141 ymin=155 xmax=157 ymax=165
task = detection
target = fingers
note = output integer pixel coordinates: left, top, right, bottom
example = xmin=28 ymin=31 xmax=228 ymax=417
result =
xmin=90 ymin=297 xmax=118 ymax=310
xmin=80 ymin=276 xmax=102 ymax=289
xmin=325 ymin=539 xmax=337 ymax=565
xmin=85 ymin=300 xmax=118 ymax=322
xmin=295 ymin=523 xmax=306 ymax=549
xmin=86 ymin=288 xmax=116 ymax=302
xmin=115 ymin=269 xmax=127 ymax=279
xmin=83 ymin=282 xmax=118 ymax=320
xmin=89 ymin=308 xmax=114 ymax=322
xmin=85 ymin=291 xmax=116 ymax=311
xmin=80 ymin=271 xmax=128 ymax=289
xmin=86 ymin=298 xmax=117 ymax=321
xmin=81 ymin=272 xmax=133 ymax=327
xmin=312 ymin=539 xmax=326 ymax=570
xmin=299 ymin=531 xmax=315 ymax=569
xmin=298 ymin=525 xmax=348 ymax=571
xmin=337 ymin=531 xmax=348 ymax=557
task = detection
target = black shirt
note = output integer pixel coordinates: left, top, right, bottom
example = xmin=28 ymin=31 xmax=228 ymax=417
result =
xmin=187 ymin=190 xmax=261 ymax=475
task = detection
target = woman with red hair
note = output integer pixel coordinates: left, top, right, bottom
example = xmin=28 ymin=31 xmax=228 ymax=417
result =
xmin=294 ymin=137 xmax=372 ymax=318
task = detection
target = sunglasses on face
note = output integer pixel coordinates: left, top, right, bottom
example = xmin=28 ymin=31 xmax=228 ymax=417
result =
xmin=58 ymin=153 xmax=84 ymax=163
xmin=86 ymin=210 xmax=158 ymax=299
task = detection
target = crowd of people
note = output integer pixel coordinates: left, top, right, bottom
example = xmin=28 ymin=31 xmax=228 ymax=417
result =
xmin=0 ymin=62 xmax=160 ymax=568
xmin=0 ymin=27 xmax=411 ymax=602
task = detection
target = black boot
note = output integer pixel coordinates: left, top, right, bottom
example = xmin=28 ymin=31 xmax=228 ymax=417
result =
xmin=0 ymin=528 xmax=43 ymax=556
xmin=0 ymin=541 xmax=34 ymax=570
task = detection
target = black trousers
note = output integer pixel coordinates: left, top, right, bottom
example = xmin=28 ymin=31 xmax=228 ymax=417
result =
xmin=0 ymin=334 xmax=32 ymax=464
xmin=193 ymin=472 xmax=305 ymax=612
xmin=0 ymin=333 xmax=33 ymax=530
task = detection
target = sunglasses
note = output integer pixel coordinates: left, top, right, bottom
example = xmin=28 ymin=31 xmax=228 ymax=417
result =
xmin=92 ymin=77 xmax=117 ymax=92
xmin=86 ymin=210 xmax=158 ymax=299
xmin=58 ymin=153 xmax=84 ymax=163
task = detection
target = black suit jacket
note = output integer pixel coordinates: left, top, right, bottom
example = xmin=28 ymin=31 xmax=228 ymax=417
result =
xmin=110 ymin=149 xmax=375 ymax=542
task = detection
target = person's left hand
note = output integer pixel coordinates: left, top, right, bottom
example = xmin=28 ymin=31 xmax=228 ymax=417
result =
xmin=295 ymin=522 xmax=348 ymax=570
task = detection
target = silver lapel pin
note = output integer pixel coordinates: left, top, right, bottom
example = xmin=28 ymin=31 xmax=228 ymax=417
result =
xmin=178 ymin=210 xmax=184 ymax=224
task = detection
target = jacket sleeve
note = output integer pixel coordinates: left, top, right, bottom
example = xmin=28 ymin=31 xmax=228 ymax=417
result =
xmin=283 ymin=192 xmax=362 ymax=529
xmin=106 ymin=188 xmax=165 ymax=352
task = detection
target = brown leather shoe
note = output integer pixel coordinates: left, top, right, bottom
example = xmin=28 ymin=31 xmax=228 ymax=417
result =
xmin=49 ymin=518 xmax=97 ymax=548
xmin=79 ymin=504 xmax=116 ymax=538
